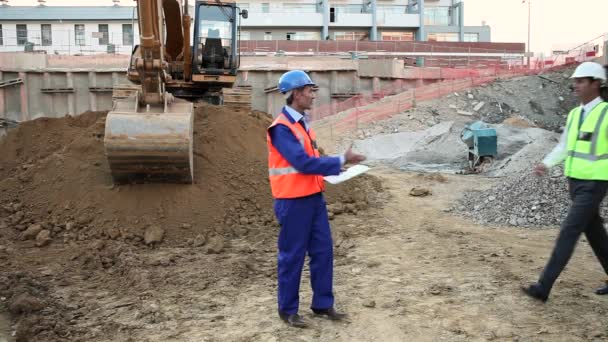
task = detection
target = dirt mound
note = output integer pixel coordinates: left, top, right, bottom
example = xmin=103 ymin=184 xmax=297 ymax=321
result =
xmin=502 ymin=116 xmax=537 ymax=128
xmin=0 ymin=104 xmax=382 ymax=248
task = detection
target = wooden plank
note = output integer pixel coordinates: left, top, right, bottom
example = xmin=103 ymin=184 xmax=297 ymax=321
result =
xmin=112 ymin=84 xmax=139 ymax=99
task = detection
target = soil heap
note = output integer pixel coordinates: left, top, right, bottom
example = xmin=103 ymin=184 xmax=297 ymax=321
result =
xmin=0 ymin=104 xmax=382 ymax=248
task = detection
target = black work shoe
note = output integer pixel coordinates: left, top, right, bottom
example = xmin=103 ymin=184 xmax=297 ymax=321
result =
xmin=521 ymin=283 xmax=548 ymax=302
xmin=595 ymin=282 xmax=608 ymax=295
xmin=312 ymin=307 xmax=347 ymax=321
xmin=278 ymin=311 xmax=308 ymax=328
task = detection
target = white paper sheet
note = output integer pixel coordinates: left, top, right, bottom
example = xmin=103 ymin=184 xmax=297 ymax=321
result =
xmin=324 ymin=165 xmax=371 ymax=185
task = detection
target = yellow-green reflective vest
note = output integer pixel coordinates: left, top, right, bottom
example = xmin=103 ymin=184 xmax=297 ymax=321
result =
xmin=564 ymin=101 xmax=608 ymax=180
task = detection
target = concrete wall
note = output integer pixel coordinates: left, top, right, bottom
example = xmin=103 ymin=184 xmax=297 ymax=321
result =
xmin=0 ymin=53 xmax=129 ymax=122
xmin=1 ymin=52 xmax=498 ymax=123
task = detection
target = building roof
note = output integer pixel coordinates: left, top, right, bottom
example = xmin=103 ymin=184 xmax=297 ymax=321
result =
xmin=0 ymin=6 xmax=137 ymax=21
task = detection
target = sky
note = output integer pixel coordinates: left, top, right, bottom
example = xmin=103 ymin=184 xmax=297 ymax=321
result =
xmin=7 ymin=0 xmax=608 ymax=55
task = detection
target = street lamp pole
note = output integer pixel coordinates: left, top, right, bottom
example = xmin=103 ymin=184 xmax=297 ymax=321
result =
xmin=523 ymin=0 xmax=531 ymax=68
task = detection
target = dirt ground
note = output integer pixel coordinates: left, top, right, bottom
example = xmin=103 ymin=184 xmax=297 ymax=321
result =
xmin=2 ymin=167 xmax=608 ymax=341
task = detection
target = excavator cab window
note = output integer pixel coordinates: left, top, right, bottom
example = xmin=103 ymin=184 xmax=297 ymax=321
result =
xmin=194 ymin=3 xmax=237 ymax=75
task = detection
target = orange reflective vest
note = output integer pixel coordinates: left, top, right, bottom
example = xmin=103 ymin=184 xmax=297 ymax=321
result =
xmin=267 ymin=113 xmax=325 ymax=199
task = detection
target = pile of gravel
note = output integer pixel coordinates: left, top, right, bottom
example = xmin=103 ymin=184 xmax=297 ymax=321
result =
xmin=455 ymin=167 xmax=608 ymax=228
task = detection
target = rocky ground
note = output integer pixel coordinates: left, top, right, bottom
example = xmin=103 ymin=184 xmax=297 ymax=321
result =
xmin=2 ymin=168 xmax=608 ymax=341
xmin=2 ymin=67 xmax=607 ymax=341
xmin=315 ymin=67 xmax=576 ymax=154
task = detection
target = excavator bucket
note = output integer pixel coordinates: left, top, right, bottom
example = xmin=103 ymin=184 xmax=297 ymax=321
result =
xmin=104 ymin=95 xmax=194 ymax=183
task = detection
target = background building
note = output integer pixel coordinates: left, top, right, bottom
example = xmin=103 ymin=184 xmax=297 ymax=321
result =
xmin=0 ymin=0 xmax=490 ymax=55
xmin=239 ymin=0 xmax=489 ymax=43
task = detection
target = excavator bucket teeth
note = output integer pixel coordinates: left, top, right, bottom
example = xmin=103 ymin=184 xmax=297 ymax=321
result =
xmin=104 ymin=96 xmax=194 ymax=183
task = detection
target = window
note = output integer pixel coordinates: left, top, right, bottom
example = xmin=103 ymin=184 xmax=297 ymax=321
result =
xmin=41 ymin=24 xmax=52 ymax=46
xmin=239 ymin=30 xmax=250 ymax=40
xmin=0 ymin=25 xmax=3 ymax=46
xmin=427 ymin=32 xmax=459 ymax=42
xmin=330 ymin=7 xmax=335 ymax=23
xmin=424 ymin=7 xmax=450 ymax=26
xmin=291 ymin=32 xmax=321 ymax=40
xmin=98 ymin=24 xmax=109 ymax=45
xmin=261 ymin=3 xmax=269 ymax=13
xmin=286 ymin=32 xmax=295 ymax=41
xmin=122 ymin=24 xmax=133 ymax=46
xmin=381 ymin=31 xmax=414 ymax=41
xmin=334 ymin=31 xmax=368 ymax=41
xmin=75 ymin=24 xmax=85 ymax=46
xmin=264 ymin=32 xmax=272 ymax=40
xmin=334 ymin=5 xmax=362 ymax=14
xmin=464 ymin=33 xmax=479 ymax=42
xmin=17 ymin=24 xmax=27 ymax=46
xmin=377 ymin=6 xmax=407 ymax=14
xmin=283 ymin=3 xmax=317 ymax=13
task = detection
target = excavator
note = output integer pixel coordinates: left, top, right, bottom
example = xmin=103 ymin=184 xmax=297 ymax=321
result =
xmin=104 ymin=0 xmax=249 ymax=183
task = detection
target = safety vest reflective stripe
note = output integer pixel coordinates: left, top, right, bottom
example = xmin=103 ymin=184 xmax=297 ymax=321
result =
xmin=268 ymin=166 xmax=299 ymax=176
xmin=567 ymin=151 xmax=608 ymax=161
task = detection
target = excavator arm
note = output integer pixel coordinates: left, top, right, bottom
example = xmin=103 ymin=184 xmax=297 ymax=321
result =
xmin=104 ymin=0 xmax=248 ymax=184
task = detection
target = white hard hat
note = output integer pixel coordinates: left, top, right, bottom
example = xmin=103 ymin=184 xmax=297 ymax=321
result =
xmin=570 ymin=62 xmax=607 ymax=81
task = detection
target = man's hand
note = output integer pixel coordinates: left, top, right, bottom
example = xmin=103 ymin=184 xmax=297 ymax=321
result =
xmin=344 ymin=145 xmax=366 ymax=165
xmin=533 ymin=163 xmax=547 ymax=177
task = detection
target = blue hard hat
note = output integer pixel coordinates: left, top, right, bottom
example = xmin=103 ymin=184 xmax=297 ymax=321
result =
xmin=278 ymin=70 xmax=316 ymax=94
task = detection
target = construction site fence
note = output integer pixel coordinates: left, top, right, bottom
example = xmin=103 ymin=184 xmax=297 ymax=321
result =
xmin=239 ymin=40 xmax=525 ymax=55
xmin=311 ymin=56 xmax=595 ymax=144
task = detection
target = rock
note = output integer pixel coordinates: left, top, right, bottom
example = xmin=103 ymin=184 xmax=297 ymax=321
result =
xmin=205 ymin=235 xmax=225 ymax=254
xmin=467 ymin=93 xmax=474 ymax=99
xmin=409 ymin=187 xmax=432 ymax=197
xmin=457 ymin=110 xmax=473 ymax=117
xmin=21 ymin=224 xmax=43 ymax=240
xmin=92 ymin=240 xmax=106 ymax=251
xmin=35 ymin=230 xmax=52 ymax=247
xmin=193 ymin=234 xmax=207 ymax=247
xmin=77 ymin=214 xmax=93 ymax=225
xmin=449 ymin=104 xmax=458 ymax=109
xmin=12 ymin=203 xmax=23 ymax=212
xmin=144 ymin=225 xmax=165 ymax=245
xmin=329 ymin=203 xmax=344 ymax=215
xmin=65 ymin=222 xmax=75 ymax=231
xmin=362 ymin=300 xmax=376 ymax=308
xmin=345 ymin=203 xmax=357 ymax=213
xmin=105 ymin=227 xmax=120 ymax=240
xmin=473 ymin=102 xmax=485 ymax=112
xmin=11 ymin=211 xmax=24 ymax=225
xmin=529 ymin=100 xmax=545 ymax=115
xmin=8 ymin=294 xmax=45 ymax=314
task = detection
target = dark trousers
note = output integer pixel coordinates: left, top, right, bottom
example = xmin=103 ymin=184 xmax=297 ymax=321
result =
xmin=274 ymin=193 xmax=334 ymax=314
xmin=538 ymin=178 xmax=608 ymax=294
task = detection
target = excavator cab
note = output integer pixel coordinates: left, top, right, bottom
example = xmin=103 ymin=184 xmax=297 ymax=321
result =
xmin=191 ymin=2 xmax=240 ymax=88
